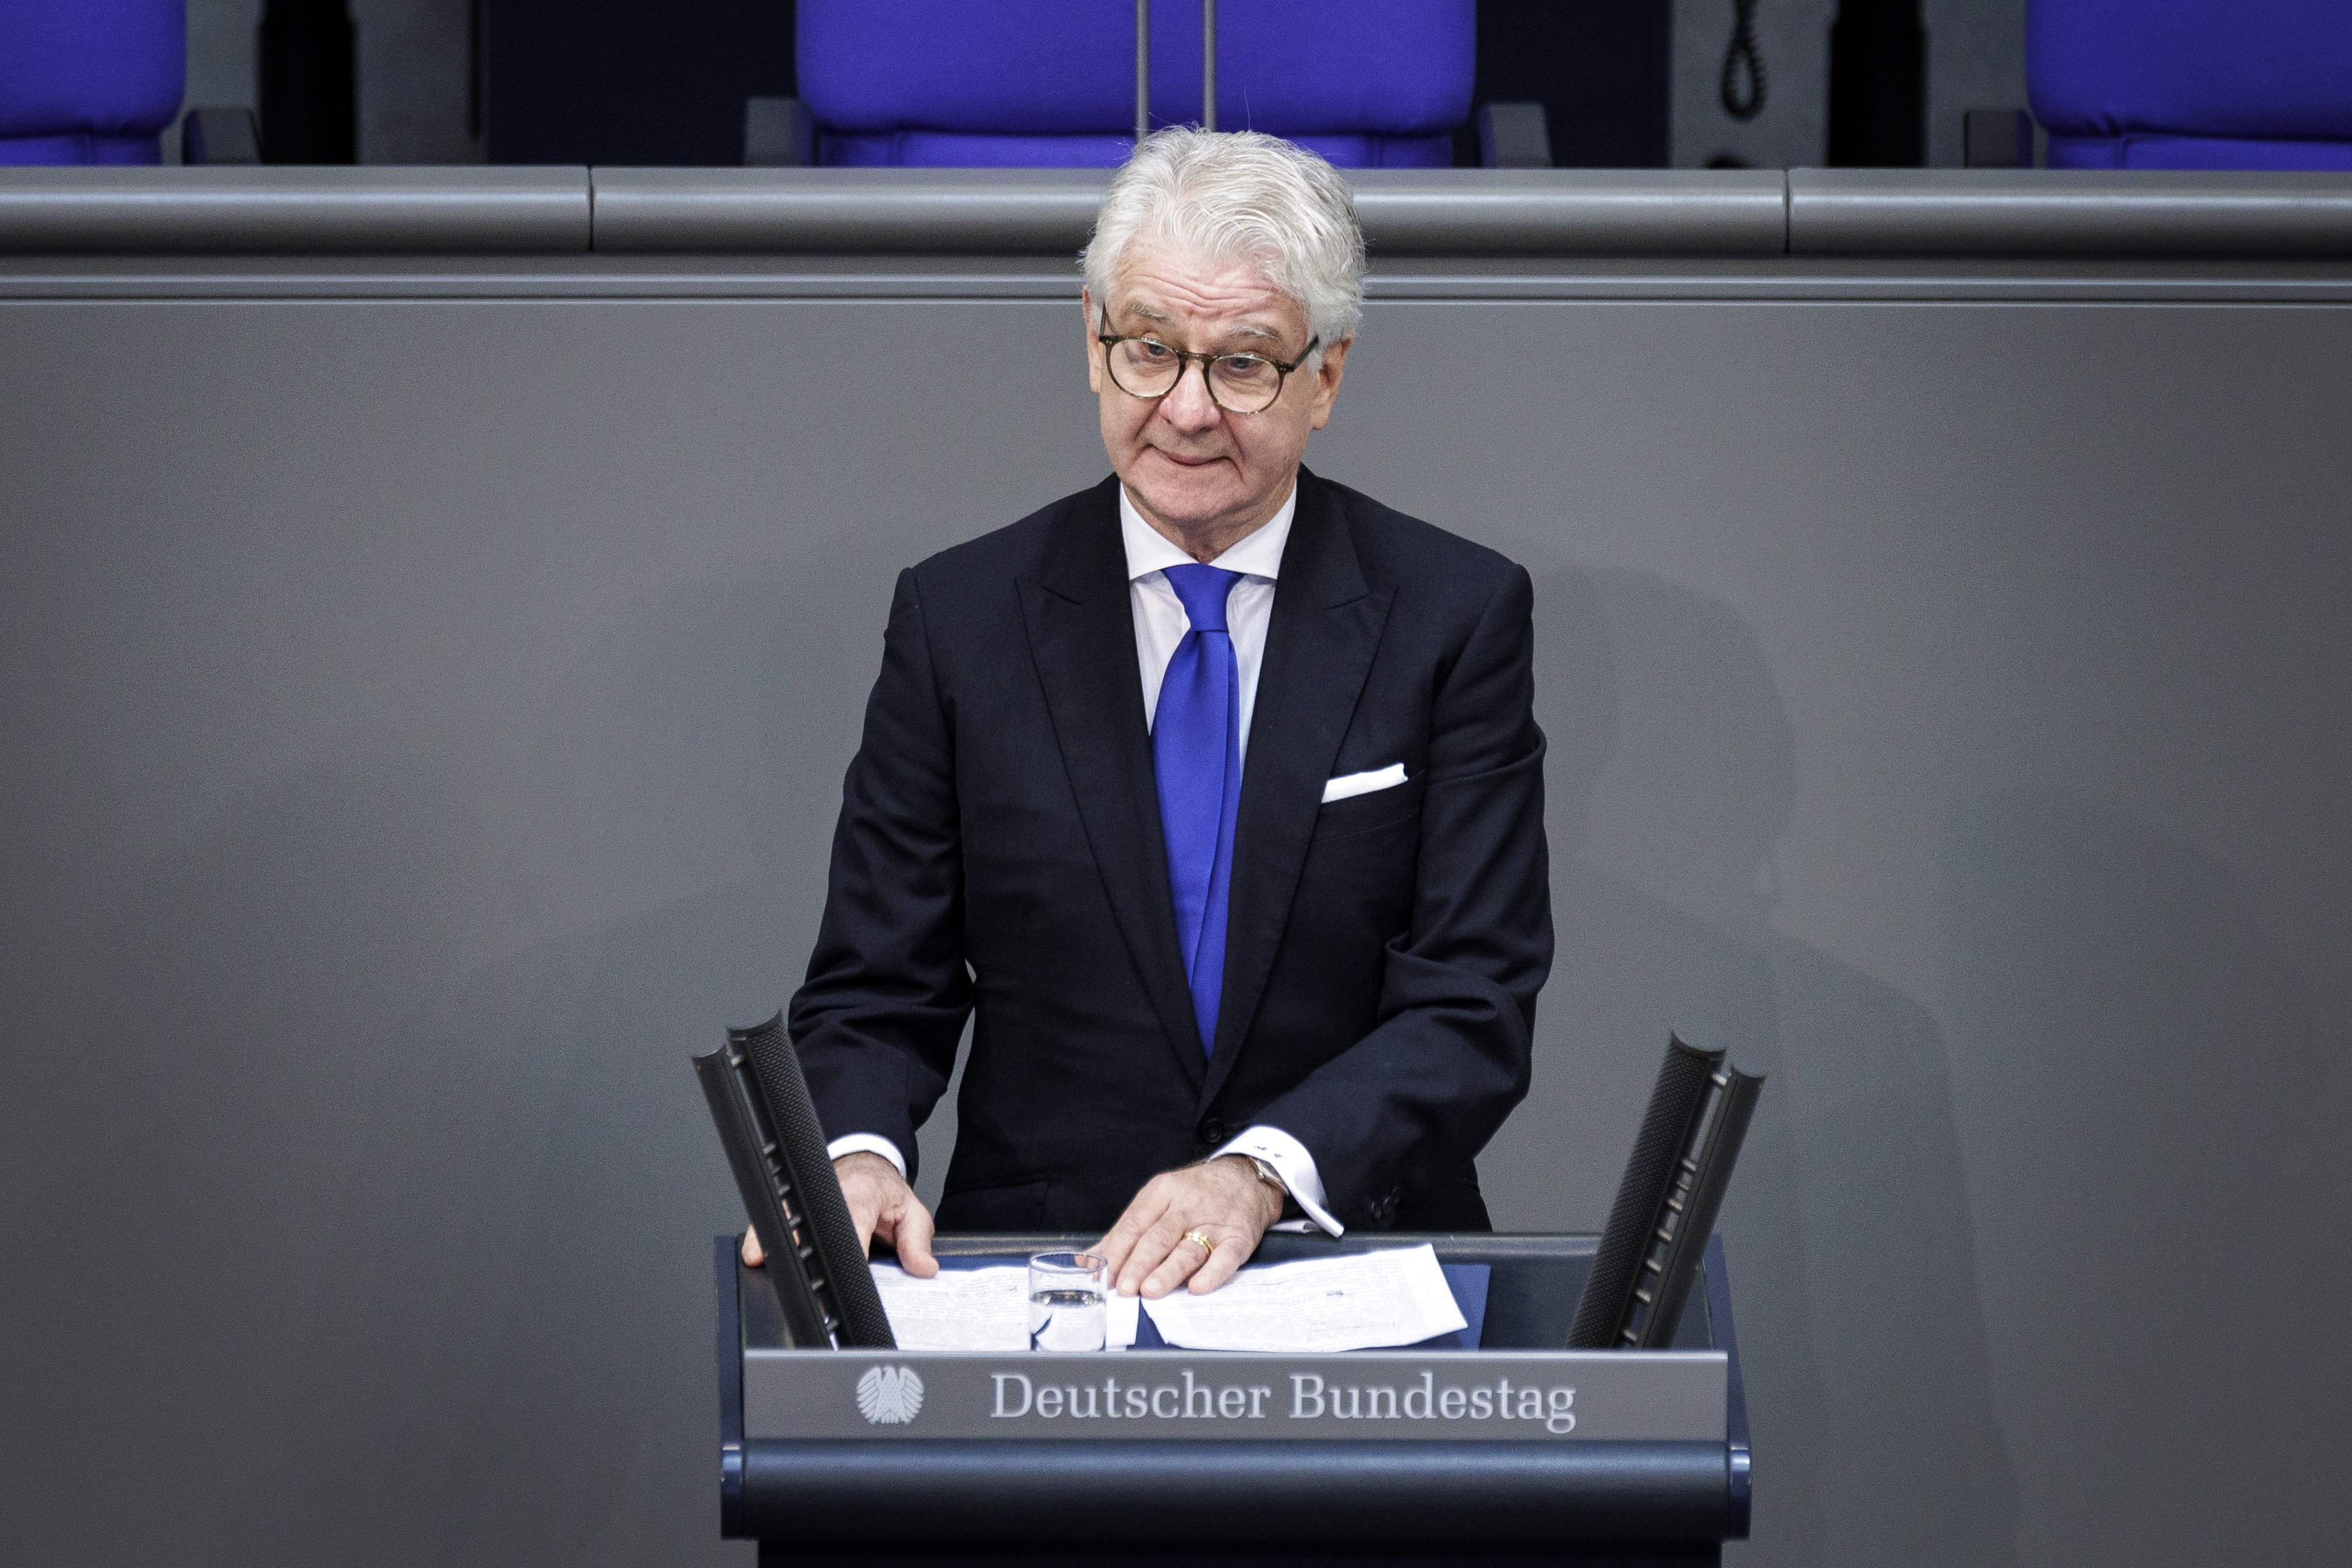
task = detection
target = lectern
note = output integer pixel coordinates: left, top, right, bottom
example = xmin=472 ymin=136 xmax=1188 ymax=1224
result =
xmin=713 ymin=1230 xmax=1751 ymax=1566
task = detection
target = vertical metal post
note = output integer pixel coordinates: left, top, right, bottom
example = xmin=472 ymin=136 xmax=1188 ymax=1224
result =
xmin=1200 ymin=0 xmax=1217 ymax=130
xmin=1135 ymin=0 xmax=1150 ymax=144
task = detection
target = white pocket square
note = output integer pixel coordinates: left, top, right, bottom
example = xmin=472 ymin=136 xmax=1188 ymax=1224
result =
xmin=1321 ymin=763 xmax=1407 ymax=804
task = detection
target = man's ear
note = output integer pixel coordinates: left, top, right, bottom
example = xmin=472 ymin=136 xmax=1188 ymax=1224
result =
xmin=1082 ymin=287 xmax=1103 ymax=393
xmin=1308 ymin=337 xmax=1351 ymax=430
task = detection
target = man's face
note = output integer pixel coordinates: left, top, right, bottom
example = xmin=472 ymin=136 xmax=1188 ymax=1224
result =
xmin=1085 ymin=241 xmax=1349 ymax=545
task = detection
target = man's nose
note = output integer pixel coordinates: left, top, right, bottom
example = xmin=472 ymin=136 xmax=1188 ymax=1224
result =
xmin=1155 ymin=360 xmax=1224 ymax=432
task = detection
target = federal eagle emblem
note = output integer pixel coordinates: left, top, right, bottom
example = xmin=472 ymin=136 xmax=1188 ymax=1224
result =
xmin=854 ymin=1364 xmax=925 ymax=1425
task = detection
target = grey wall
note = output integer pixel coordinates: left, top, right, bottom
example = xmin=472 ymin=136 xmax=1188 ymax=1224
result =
xmin=2 ymin=257 xmax=2347 ymax=1568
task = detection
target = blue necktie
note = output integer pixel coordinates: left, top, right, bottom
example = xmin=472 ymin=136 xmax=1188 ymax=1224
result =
xmin=1153 ymin=564 xmax=1243 ymax=1056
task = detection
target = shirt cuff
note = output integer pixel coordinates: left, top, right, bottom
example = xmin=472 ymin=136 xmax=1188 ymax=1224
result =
xmin=1211 ymin=1125 xmax=1344 ymax=1237
xmin=826 ymin=1133 xmax=906 ymax=1180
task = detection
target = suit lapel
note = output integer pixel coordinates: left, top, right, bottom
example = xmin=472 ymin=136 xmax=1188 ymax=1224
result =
xmin=1203 ymin=471 xmax=1393 ymax=1106
xmin=1020 ymin=481 xmax=1207 ymax=1090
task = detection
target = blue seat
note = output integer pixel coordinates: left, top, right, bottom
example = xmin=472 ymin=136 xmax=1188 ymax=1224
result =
xmin=2029 ymin=0 xmax=2352 ymax=171
xmin=796 ymin=0 xmax=1473 ymax=169
xmin=0 ymin=0 xmax=184 ymax=166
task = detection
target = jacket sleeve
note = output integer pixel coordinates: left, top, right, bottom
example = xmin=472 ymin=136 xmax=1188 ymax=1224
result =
xmin=1246 ymin=564 xmax=1552 ymax=1224
xmin=787 ymin=568 xmax=971 ymax=1179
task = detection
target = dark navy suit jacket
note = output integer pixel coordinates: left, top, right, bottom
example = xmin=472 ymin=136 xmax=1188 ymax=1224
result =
xmin=791 ymin=469 xmax=1552 ymax=1234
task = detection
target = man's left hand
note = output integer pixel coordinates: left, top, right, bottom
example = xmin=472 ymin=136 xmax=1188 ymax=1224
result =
xmin=1096 ymin=1155 xmax=1284 ymax=1298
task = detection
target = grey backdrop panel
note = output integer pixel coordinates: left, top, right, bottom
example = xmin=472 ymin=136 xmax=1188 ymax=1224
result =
xmin=2 ymin=260 xmax=2347 ymax=1568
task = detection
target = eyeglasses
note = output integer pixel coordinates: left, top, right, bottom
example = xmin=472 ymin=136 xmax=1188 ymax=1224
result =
xmin=1096 ymin=316 xmax=1319 ymax=415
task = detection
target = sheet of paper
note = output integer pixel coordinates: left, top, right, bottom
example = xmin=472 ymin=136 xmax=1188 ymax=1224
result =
xmin=1105 ymin=1290 xmax=1141 ymax=1351
xmin=868 ymin=1263 xmax=1029 ymax=1351
xmin=1138 ymin=1243 xmax=1468 ymax=1353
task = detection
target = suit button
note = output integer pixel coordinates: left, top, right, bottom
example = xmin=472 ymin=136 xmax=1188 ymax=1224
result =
xmin=1198 ymin=1118 xmax=1227 ymax=1146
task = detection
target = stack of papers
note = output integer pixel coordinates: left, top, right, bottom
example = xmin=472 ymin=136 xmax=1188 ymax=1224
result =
xmin=869 ymin=1263 xmax=1030 ymax=1352
xmin=869 ymin=1244 xmax=1465 ymax=1354
xmin=1136 ymin=1244 xmax=1466 ymax=1352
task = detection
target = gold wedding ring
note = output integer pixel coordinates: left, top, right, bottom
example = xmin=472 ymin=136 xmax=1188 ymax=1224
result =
xmin=1183 ymin=1227 xmax=1216 ymax=1256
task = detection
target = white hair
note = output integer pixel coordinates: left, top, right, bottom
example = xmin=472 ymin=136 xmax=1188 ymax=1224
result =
xmin=1080 ymin=128 xmax=1366 ymax=351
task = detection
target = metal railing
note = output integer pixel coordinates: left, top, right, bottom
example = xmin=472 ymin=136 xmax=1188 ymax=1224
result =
xmin=3 ymin=166 xmax=2350 ymax=259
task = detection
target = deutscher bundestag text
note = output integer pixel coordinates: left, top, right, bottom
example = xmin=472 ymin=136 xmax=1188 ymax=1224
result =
xmin=991 ymin=1368 xmax=1576 ymax=1433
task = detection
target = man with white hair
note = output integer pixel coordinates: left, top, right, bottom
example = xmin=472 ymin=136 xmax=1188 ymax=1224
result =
xmin=759 ymin=128 xmax=1551 ymax=1300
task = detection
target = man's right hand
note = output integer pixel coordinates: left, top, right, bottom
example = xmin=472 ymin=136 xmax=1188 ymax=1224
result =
xmin=740 ymin=1150 xmax=939 ymax=1277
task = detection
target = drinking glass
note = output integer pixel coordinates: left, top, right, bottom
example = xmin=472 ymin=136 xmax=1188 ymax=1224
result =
xmin=1027 ymin=1252 xmax=1109 ymax=1351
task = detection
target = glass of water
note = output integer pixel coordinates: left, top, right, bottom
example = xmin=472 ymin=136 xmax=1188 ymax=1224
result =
xmin=1027 ymin=1251 xmax=1109 ymax=1352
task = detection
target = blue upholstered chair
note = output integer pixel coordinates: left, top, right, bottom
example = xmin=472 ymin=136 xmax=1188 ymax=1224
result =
xmin=2029 ymin=0 xmax=2352 ymax=171
xmin=0 ymin=0 xmax=185 ymax=165
xmin=796 ymin=0 xmax=1474 ymax=169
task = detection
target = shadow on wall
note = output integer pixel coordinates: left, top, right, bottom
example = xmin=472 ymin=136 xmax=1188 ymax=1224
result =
xmin=1941 ymin=793 xmax=2350 ymax=1568
xmin=1517 ymin=564 xmax=2020 ymax=1568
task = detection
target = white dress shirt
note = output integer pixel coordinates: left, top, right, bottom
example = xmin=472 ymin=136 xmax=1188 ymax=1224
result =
xmin=1121 ymin=480 xmax=1289 ymax=760
xmin=829 ymin=479 xmax=1343 ymax=1236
